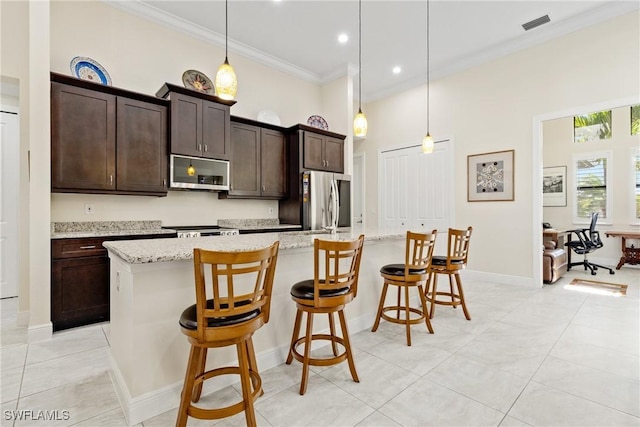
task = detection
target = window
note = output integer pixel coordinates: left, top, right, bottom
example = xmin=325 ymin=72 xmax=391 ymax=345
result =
xmin=573 ymin=151 xmax=611 ymax=220
xmin=632 ymin=105 xmax=640 ymax=135
xmin=574 ymin=110 xmax=612 ymax=143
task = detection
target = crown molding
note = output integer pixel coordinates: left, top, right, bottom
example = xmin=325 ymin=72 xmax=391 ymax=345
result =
xmin=101 ymin=0 xmax=322 ymax=84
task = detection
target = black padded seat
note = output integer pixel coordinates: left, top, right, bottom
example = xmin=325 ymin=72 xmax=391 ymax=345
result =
xmin=179 ymin=299 xmax=260 ymax=330
xmin=380 ymin=263 xmax=426 ymax=276
xmin=431 ymin=256 xmax=464 ymax=266
xmin=290 ymin=279 xmax=349 ymax=300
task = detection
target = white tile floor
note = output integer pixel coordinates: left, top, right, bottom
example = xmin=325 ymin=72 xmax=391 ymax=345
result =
xmin=1 ymin=267 xmax=639 ymax=426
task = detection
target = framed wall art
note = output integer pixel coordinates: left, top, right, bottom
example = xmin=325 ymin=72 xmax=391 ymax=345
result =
xmin=467 ymin=149 xmax=514 ymax=202
xmin=542 ymin=166 xmax=567 ymax=207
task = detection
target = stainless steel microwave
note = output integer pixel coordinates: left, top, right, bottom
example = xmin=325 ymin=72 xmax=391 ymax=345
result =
xmin=169 ymin=154 xmax=230 ymax=191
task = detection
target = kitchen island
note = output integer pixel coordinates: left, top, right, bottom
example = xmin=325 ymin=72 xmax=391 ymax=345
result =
xmin=104 ymin=226 xmax=406 ymax=425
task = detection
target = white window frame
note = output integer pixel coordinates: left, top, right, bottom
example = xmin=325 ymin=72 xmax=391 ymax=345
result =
xmin=571 ymin=150 xmax=612 ymax=225
xmin=632 ymin=147 xmax=640 ymax=225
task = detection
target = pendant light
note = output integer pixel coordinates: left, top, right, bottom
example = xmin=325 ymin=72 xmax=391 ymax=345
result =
xmin=214 ymin=0 xmax=237 ymax=101
xmin=353 ymin=0 xmax=368 ymax=137
xmin=187 ymin=160 xmax=196 ymax=177
xmin=422 ymin=0 xmax=434 ymax=154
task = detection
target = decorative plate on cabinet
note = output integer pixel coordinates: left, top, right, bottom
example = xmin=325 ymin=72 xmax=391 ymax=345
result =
xmin=257 ymin=110 xmax=282 ymax=126
xmin=307 ymin=115 xmax=329 ymax=130
xmin=182 ymin=70 xmax=215 ymax=95
xmin=70 ymin=56 xmax=112 ymax=86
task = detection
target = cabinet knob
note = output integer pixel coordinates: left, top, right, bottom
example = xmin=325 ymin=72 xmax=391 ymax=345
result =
xmin=109 ymin=175 xmax=113 ymax=186
xmin=163 ymin=178 xmax=166 ymax=187
xmin=198 ymin=144 xmax=202 ymax=151
xmin=204 ymin=145 xmax=208 ymax=152
xmin=262 ymin=185 xmax=266 ymax=191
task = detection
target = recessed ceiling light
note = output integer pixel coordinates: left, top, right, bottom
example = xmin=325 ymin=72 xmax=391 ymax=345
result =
xmin=338 ymin=33 xmax=349 ymax=44
xmin=392 ymin=66 xmax=402 ymax=74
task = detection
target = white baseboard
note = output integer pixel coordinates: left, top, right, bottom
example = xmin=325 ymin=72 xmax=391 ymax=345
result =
xmin=27 ymin=322 xmax=52 ymax=343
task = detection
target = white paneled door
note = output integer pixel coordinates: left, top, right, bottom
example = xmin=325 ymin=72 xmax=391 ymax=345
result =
xmin=378 ymin=140 xmax=454 ymax=231
xmin=1 ymin=109 xmax=19 ymax=298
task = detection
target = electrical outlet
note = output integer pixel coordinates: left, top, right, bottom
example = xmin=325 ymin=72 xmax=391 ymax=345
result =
xmin=84 ymin=203 xmax=95 ymax=215
xmin=268 ymin=207 xmax=274 ymax=214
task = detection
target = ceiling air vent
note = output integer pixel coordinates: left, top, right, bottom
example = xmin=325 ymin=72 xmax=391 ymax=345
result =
xmin=522 ymin=14 xmax=551 ymax=31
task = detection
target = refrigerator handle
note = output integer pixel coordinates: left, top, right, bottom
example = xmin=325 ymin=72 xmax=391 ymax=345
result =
xmin=327 ymin=179 xmax=339 ymax=233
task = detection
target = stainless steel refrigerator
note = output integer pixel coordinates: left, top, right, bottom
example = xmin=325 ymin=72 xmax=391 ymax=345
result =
xmin=301 ymin=171 xmax=351 ymax=231
xmin=278 ymin=170 xmax=351 ymax=231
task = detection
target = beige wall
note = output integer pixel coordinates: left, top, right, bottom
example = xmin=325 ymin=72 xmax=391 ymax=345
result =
xmin=358 ymin=11 xmax=640 ymax=278
xmin=543 ymin=106 xmax=640 ymax=261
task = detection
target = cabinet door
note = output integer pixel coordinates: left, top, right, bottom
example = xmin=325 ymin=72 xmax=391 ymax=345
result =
xmin=51 ymin=256 xmax=110 ymax=331
xmin=302 ymin=132 xmax=325 ymax=170
xmin=202 ymin=101 xmax=231 ymax=160
xmin=51 ymin=82 xmax=116 ymax=191
xmin=324 ymin=136 xmax=344 ymax=173
xmin=260 ymin=128 xmax=287 ymax=198
xmin=170 ymin=92 xmax=202 ymax=157
xmin=229 ymin=123 xmax=260 ymax=196
xmin=116 ymin=98 xmax=167 ymax=194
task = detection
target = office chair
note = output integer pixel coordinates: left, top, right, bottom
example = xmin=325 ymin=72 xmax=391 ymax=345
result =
xmin=565 ymin=212 xmax=615 ymax=275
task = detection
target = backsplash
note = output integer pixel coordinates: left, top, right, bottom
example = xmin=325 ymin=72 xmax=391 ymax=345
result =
xmin=52 ymin=220 xmax=163 ymax=233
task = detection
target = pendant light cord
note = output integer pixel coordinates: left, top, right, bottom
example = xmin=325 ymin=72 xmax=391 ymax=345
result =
xmin=426 ymin=0 xmax=430 ymax=133
xmin=225 ymin=0 xmax=229 ymax=59
xmin=358 ymin=0 xmax=362 ymax=111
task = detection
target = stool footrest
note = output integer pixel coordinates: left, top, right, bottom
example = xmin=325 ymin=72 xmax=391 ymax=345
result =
xmin=186 ymin=366 xmax=262 ymax=421
xmin=428 ymin=291 xmax=463 ymax=307
xmin=290 ymin=334 xmax=348 ymax=367
xmin=380 ymin=306 xmax=427 ymax=325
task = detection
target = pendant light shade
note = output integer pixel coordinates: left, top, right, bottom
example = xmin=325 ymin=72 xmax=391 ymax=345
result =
xmin=423 ymin=0 xmax=433 ymax=154
xmin=215 ymin=0 xmax=237 ymax=100
xmin=422 ymin=132 xmax=434 ymax=153
xmin=354 ymin=108 xmax=368 ymax=137
xmin=187 ymin=161 xmax=196 ymax=176
xmin=353 ymin=0 xmax=367 ymax=137
xmin=215 ymin=58 xmax=237 ymax=101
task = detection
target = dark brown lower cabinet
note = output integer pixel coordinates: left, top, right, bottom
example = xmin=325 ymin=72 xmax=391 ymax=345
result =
xmin=51 ymin=233 xmax=175 ymax=331
xmin=51 ymin=255 xmax=110 ymax=331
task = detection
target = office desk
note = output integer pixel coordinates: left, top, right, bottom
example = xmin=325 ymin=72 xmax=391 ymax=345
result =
xmin=605 ymin=231 xmax=640 ymax=269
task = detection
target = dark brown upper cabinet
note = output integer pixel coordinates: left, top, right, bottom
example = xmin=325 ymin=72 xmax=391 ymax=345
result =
xmin=156 ymin=83 xmax=235 ymax=161
xmin=289 ymin=124 xmax=345 ymax=174
xmin=223 ymin=118 xmax=287 ymax=199
xmin=51 ymin=73 xmax=168 ymax=196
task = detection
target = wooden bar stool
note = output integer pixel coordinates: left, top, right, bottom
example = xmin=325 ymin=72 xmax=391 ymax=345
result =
xmin=371 ymin=230 xmax=437 ymax=346
xmin=427 ymin=227 xmax=472 ymax=320
xmin=176 ymin=242 xmax=279 ymax=427
xmin=285 ymin=235 xmax=365 ymax=395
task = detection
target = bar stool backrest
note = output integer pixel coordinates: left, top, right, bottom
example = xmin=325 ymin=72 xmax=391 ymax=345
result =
xmin=405 ymin=230 xmax=438 ymax=278
xmin=313 ymin=235 xmax=365 ymax=308
xmin=192 ymin=241 xmax=280 ymax=342
xmin=445 ymin=227 xmax=473 ymax=270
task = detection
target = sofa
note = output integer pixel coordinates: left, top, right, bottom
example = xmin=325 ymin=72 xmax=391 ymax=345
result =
xmin=543 ymin=241 xmax=568 ymax=284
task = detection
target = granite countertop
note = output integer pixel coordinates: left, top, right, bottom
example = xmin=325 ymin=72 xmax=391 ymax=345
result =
xmin=104 ymin=226 xmax=406 ymax=264
xmin=217 ymin=218 xmax=301 ymax=231
xmin=51 ymin=220 xmax=175 ymax=239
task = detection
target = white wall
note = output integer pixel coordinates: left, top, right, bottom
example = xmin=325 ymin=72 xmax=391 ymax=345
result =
xmin=357 ymin=11 xmax=640 ymax=279
xmin=543 ymin=105 xmax=640 ymax=262
xmin=1 ymin=0 xmax=33 ymax=324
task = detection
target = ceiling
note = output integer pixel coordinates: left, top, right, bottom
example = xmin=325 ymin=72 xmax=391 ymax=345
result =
xmin=110 ymin=0 xmax=638 ymax=102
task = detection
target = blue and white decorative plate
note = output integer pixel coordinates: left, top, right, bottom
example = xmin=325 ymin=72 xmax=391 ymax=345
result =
xmin=70 ymin=56 xmax=112 ymax=86
xmin=307 ymin=115 xmax=328 ymax=130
